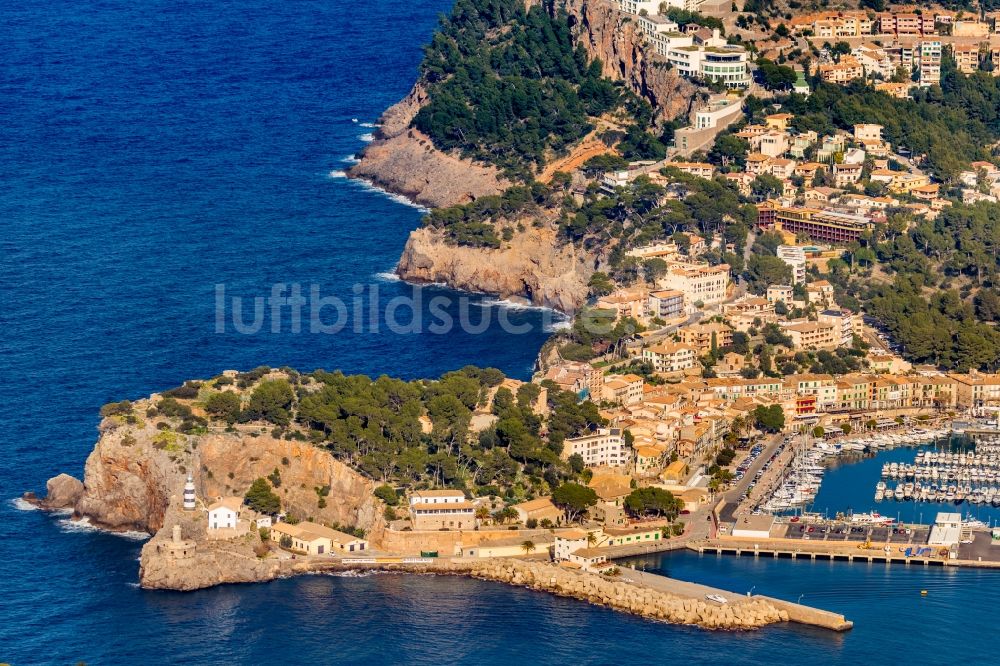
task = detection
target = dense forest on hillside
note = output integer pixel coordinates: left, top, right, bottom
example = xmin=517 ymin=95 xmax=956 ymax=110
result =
xmin=784 ymin=58 xmax=1000 ymax=180
xmin=412 ymin=0 xmax=664 ymax=179
xmin=155 ymin=366 xmax=606 ymax=502
xmin=826 ymin=203 xmax=1000 ymax=372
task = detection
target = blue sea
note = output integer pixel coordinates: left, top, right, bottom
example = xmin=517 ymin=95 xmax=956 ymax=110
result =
xmin=0 ymin=1 xmax=991 ymax=664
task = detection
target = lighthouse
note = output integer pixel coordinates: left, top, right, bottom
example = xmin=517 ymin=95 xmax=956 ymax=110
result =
xmin=183 ymin=474 xmax=196 ymax=511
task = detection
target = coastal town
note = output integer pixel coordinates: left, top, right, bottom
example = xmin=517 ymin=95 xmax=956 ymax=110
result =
xmin=130 ymin=0 xmax=1000 ymax=609
xmin=21 ymin=0 xmax=1000 ymax=648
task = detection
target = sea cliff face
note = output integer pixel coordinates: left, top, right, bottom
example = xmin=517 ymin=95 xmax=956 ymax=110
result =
xmin=351 ymin=0 xmax=695 ymax=307
xmin=397 ymin=222 xmax=598 ymax=312
xmin=349 ymin=0 xmax=695 ymax=209
xmin=346 ymin=84 xmax=510 ymax=209
xmin=34 ymin=396 xmax=385 ymax=589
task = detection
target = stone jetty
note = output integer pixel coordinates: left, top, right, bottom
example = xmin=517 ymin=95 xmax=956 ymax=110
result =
xmin=439 ymin=559 xmax=787 ymax=630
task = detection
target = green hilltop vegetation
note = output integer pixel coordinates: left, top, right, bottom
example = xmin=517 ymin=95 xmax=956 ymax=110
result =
xmin=122 ymin=366 xmax=617 ymax=507
xmin=412 ymin=0 xmax=666 ymax=180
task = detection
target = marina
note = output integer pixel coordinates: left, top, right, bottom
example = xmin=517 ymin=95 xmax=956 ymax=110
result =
xmin=714 ymin=422 xmax=1000 ymax=571
xmin=755 ymin=427 xmax=956 ymax=515
xmin=876 ymin=438 xmax=1000 ymax=507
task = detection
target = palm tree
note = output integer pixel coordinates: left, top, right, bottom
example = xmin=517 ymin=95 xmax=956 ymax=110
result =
xmin=521 ymin=540 xmax=536 ymax=555
xmin=475 ymin=505 xmax=490 ymax=524
xmin=586 ymin=531 xmax=598 ymax=548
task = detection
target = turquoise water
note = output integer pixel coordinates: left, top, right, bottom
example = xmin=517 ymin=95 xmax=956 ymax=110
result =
xmin=0 ymin=0 xmax=993 ymax=663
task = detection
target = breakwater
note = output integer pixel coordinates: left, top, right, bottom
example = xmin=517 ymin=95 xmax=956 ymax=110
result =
xmin=300 ymin=558 xmax=858 ymax=632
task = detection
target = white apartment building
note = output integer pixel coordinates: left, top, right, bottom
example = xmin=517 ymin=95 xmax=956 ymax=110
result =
xmin=638 ymin=16 xmax=692 ymax=58
xmin=642 ymin=342 xmax=697 ymax=373
xmin=617 ymin=0 xmax=661 ymax=15
xmin=776 ymin=245 xmax=807 ymax=285
xmin=660 ymin=262 xmax=730 ymax=305
xmin=561 ymin=428 xmax=628 ymax=468
xmin=818 ymin=309 xmax=858 ymax=346
xmin=667 ymin=42 xmax=751 ymax=88
xmin=918 ymin=41 xmax=942 ymax=87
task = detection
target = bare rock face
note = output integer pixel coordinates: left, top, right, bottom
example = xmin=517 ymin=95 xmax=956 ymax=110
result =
xmin=555 ymin=0 xmax=698 ymax=123
xmin=74 ymin=423 xmax=175 ymax=533
xmin=42 ymin=473 xmax=85 ymax=509
xmin=40 ymin=395 xmax=388 ymax=589
xmin=397 ymin=223 xmax=598 ymax=313
xmin=348 ymin=82 xmax=509 ymax=209
xmin=348 ymin=129 xmax=509 ymax=209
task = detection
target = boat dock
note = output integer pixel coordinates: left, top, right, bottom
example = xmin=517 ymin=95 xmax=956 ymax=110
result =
xmin=693 ymin=540 xmax=947 ymax=566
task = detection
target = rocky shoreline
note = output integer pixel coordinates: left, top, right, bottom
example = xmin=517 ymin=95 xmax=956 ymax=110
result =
xmin=348 ymin=0 xmax=695 ymax=310
xmin=397 ymin=224 xmax=597 ymax=313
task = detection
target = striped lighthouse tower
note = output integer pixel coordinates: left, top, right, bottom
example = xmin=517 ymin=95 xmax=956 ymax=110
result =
xmin=183 ymin=474 xmax=196 ymax=511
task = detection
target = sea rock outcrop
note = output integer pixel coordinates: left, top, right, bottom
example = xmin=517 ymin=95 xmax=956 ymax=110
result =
xmin=348 ymin=128 xmax=510 ymax=209
xmin=347 ymin=83 xmax=508 ymax=209
xmin=41 ymin=473 xmax=85 ymax=510
xmin=397 ymin=223 xmax=598 ymax=312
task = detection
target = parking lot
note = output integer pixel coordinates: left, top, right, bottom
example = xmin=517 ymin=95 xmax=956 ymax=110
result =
xmin=779 ymin=521 xmax=930 ymax=545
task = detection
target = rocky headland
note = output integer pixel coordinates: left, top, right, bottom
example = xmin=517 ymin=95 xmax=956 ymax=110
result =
xmin=397 ymin=222 xmax=598 ymax=312
xmin=28 ymin=387 xmax=385 ymax=590
xmin=349 ymin=0 xmax=696 ymax=310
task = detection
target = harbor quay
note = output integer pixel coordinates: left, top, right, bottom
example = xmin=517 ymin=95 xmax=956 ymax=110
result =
xmin=702 ymin=518 xmax=1000 ymax=568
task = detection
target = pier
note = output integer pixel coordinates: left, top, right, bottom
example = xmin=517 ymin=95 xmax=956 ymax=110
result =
xmin=692 ymin=535 xmax=1000 ymax=570
xmin=619 ymin=566 xmax=853 ymax=631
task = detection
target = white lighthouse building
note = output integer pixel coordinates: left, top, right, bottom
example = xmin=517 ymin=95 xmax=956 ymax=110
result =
xmin=183 ymin=474 xmax=196 ymax=511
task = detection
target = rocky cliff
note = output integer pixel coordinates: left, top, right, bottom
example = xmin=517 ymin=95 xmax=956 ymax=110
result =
xmin=346 ymin=84 xmax=510 ymax=209
xmin=33 ymin=392 xmax=385 ymax=589
xmin=552 ymin=0 xmax=697 ymax=122
xmin=350 ymin=0 xmax=697 ymax=307
xmin=397 ymin=222 xmax=599 ymax=312
xmin=349 ymin=0 xmax=696 ymax=209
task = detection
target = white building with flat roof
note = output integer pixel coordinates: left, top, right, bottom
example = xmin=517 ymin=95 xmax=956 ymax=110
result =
xmin=667 ymin=42 xmax=751 ymax=88
xmin=616 ymin=0 xmax=660 ymax=15
xmin=561 ymin=428 xmax=628 ymax=468
xmin=928 ymin=512 xmax=962 ymax=546
xmin=776 ymin=245 xmax=807 ymax=284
